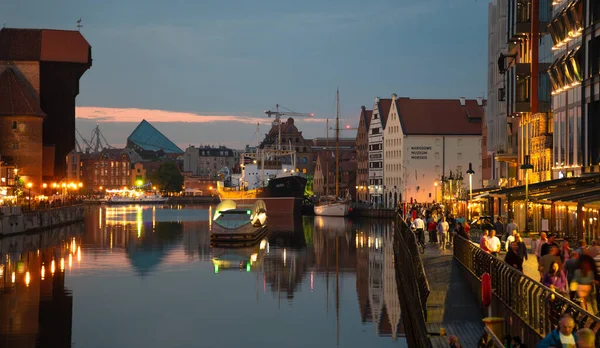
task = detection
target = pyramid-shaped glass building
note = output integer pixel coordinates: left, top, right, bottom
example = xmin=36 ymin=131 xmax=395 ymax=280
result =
xmin=126 ymin=119 xmax=184 ymax=154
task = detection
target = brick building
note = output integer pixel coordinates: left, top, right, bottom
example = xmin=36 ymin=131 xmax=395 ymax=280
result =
xmin=259 ymin=118 xmax=314 ymax=174
xmin=356 ymin=106 xmax=372 ymax=202
xmin=0 ymin=28 xmax=92 ymax=183
xmin=183 ymin=145 xmax=235 ymax=178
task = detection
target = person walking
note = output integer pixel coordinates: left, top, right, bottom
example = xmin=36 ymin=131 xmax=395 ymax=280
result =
xmin=427 ymin=218 xmax=438 ymax=244
xmin=537 ymin=314 xmax=577 ymax=348
xmin=514 ymin=233 xmax=528 ymax=262
xmin=438 ymin=217 xmax=450 ymax=250
xmin=479 ymin=230 xmax=490 ymax=253
xmin=535 ymin=232 xmax=548 ymax=262
xmin=506 ymin=218 xmax=518 ymax=239
xmin=411 ymin=215 xmax=425 ymax=247
xmin=494 ymin=216 xmax=505 ymax=241
xmin=504 ymin=241 xmax=523 ymax=272
xmin=487 ymin=230 xmax=501 ymax=257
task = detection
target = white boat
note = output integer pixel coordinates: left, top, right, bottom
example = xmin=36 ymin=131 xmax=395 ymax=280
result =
xmin=105 ymin=194 xmax=167 ymax=204
xmin=211 ymin=199 xmax=268 ymax=247
xmin=314 ymin=195 xmax=350 ymax=217
xmin=314 ymin=89 xmax=350 ymax=217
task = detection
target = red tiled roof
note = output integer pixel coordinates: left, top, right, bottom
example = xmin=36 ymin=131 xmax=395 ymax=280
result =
xmin=396 ymin=98 xmax=484 ymax=135
xmin=0 ymin=28 xmax=91 ymax=64
xmin=359 ymin=106 xmax=372 ymax=130
xmin=378 ymin=99 xmax=392 ymax=129
xmin=0 ymin=68 xmax=45 ymax=117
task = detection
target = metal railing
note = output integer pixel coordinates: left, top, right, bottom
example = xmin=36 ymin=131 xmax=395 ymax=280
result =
xmin=454 ymin=236 xmax=600 ymax=344
xmin=393 ymin=214 xmax=432 ymax=348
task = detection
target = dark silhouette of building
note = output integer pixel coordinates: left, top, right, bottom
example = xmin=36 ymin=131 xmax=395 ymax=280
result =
xmin=0 ymin=28 xmax=92 ymax=182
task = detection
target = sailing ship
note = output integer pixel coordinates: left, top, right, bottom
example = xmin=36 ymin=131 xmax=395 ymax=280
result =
xmin=314 ymin=90 xmax=350 ymax=217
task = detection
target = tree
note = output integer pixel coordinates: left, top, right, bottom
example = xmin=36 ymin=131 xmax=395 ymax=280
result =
xmin=150 ymin=161 xmax=183 ymax=193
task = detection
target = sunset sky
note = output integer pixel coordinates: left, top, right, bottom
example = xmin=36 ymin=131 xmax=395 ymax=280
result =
xmin=5 ymin=0 xmax=488 ymax=149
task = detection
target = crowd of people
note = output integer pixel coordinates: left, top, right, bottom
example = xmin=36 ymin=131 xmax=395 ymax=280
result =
xmin=399 ymin=204 xmax=600 ymax=347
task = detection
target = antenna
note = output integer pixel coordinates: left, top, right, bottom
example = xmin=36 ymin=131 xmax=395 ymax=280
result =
xmin=76 ymin=18 xmax=83 ymax=31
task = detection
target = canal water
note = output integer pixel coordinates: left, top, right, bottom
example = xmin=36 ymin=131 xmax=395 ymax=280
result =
xmin=0 ymin=204 xmax=407 ymax=348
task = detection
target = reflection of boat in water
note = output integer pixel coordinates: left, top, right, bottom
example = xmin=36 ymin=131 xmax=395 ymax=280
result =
xmin=314 ymin=216 xmax=348 ymax=237
xmin=212 ymin=239 xmax=267 ymax=273
xmin=210 ymin=199 xmax=268 ymax=247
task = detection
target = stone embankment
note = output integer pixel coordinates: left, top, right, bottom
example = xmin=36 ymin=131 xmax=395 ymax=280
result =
xmin=0 ymin=204 xmax=84 ymax=235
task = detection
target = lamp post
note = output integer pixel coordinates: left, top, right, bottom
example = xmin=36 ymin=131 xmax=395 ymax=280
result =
xmin=26 ymin=182 xmax=32 ymax=210
xmin=466 ymin=163 xmax=475 ymax=221
xmin=355 ymin=185 xmax=358 ymax=203
xmin=434 ymin=181 xmax=438 ymax=203
xmin=42 ymin=183 xmax=47 ymax=198
xmin=521 ymin=155 xmax=534 ymax=233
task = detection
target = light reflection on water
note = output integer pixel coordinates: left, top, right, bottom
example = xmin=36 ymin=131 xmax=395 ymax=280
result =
xmin=0 ymin=204 xmax=407 ymax=348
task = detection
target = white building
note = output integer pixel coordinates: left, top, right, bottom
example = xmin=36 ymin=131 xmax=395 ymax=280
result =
xmin=485 ymin=0 xmax=508 ymax=185
xmin=391 ymin=97 xmax=485 ymax=204
xmin=383 ymin=94 xmax=403 ymax=208
xmin=367 ymin=97 xmax=392 ymax=207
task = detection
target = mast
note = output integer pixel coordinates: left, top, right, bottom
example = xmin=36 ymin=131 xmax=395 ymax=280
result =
xmin=335 ymin=89 xmax=340 ymax=198
xmin=325 ymin=119 xmax=329 ymax=197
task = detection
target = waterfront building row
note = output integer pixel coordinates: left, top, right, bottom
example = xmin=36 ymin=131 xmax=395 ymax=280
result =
xmin=356 ymin=94 xmax=485 ymax=207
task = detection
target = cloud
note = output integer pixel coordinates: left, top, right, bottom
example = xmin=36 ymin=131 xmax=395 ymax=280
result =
xmin=76 ymin=106 xmax=330 ymax=125
xmin=77 ymin=106 xmax=267 ymax=125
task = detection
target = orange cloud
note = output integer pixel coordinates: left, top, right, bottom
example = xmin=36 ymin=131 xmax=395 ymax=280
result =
xmin=76 ymin=106 xmax=327 ymax=125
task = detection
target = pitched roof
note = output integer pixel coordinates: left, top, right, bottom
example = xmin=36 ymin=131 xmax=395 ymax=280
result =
xmin=0 ymin=28 xmax=91 ymax=64
xmin=0 ymin=68 xmax=45 ymax=117
xmin=358 ymin=106 xmax=372 ymax=131
xmin=396 ymin=98 xmax=484 ymax=136
xmin=377 ymin=98 xmax=392 ymax=129
xmin=127 ymin=119 xmax=184 ymax=154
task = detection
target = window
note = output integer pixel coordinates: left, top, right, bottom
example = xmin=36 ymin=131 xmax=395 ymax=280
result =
xmin=435 ymin=139 xmax=441 ymax=146
xmin=372 ymin=128 xmax=380 ymax=135
xmin=435 ymin=152 xmax=440 ymax=159
xmin=11 ymin=143 xmax=18 ymax=149
xmin=457 ymin=139 xmax=463 ymax=146
xmin=457 ymin=153 xmax=463 ymax=160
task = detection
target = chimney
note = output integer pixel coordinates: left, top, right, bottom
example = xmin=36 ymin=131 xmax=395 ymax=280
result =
xmin=459 ymin=97 xmax=466 ymax=106
xmin=476 ymin=97 xmax=483 ymax=106
xmin=361 ymin=105 xmax=366 ymax=111
xmin=375 ymin=97 xmax=380 ymax=103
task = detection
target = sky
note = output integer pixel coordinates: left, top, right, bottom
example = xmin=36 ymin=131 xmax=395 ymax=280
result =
xmin=5 ymin=0 xmax=489 ymax=150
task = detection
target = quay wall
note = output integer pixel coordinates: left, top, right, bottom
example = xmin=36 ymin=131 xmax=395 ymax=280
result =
xmin=350 ymin=208 xmax=395 ymax=219
xmin=167 ymin=196 xmax=220 ymax=204
xmin=0 ymin=205 xmax=84 ymax=236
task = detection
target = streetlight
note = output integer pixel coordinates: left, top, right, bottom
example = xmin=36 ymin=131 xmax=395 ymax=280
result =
xmin=466 ymin=163 xmax=475 ymax=221
xmin=42 ymin=183 xmax=47 ymax=197
xmin=434 ymin=181 xmax=438 ymax=203
xmin=26 ymin=182 xmax=32 ymax=210
xmin=521 ymin=155 xmax=534 ymax=233
xmin=355 ymin=185 xmax=359 ymax=203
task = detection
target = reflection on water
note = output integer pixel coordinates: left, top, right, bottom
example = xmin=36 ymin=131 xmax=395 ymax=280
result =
xmin=0 ymin=204 xmax=406 ymax=347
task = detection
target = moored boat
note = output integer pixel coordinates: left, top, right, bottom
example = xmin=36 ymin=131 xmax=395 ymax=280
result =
xmin=210 ymin=199 xmax=268 ymax=247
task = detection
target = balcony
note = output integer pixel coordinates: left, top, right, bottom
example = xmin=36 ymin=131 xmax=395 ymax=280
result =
xmin=514 ymin=101 xmax=531 ymax=113
xmin=516 ymin=63 xmax=531 ymax=76
xmin=508 ymin=0 xmax=531 ymax=40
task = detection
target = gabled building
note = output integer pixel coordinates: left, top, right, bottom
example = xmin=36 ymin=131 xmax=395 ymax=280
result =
xmin=395 ymin=97 xmax=485 ymax=204
xmin=367 ymin=98 xmax=392 ymax=206
xmin=126 ymin=119 xmax=184 ymax=156
xmin=259 ymin=117 xmax=314 ymax=174
xmin=383 ymin=94 xmax=403 ymax=207
xmin=313 ymin=149 xmax=357 ymax=199
xmin=356 ymin=106 xmax=372 ymax=203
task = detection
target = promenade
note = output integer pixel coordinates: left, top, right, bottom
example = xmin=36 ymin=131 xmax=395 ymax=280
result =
xmin=421 ymin=246 xmax=484 ymax=347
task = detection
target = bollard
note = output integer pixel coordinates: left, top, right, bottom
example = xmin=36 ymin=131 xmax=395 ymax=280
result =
xmin=482 ymin=317 xmax=504 ymax=341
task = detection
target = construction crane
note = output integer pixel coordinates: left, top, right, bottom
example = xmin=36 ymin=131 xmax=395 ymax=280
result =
xmin=75 ymin=125 xmax=113 ymax=154
xmin=264 ymin=104 xmax=314 ymax=150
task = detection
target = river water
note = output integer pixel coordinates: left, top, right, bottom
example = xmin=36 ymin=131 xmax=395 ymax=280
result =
xmin=0 ymin=204 xmax=407 ymax=348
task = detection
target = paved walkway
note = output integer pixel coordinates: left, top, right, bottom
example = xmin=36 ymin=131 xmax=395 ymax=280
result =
xmin=421 ymin=245 xmax=484 ymax=348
